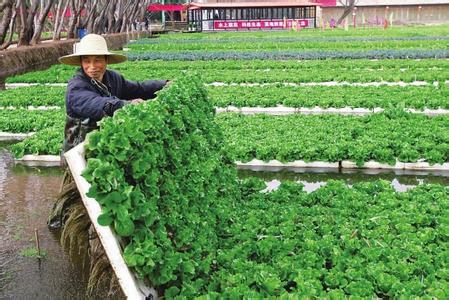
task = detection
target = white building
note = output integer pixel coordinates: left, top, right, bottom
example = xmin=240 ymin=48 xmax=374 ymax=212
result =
xmin=320 ymin=0 xmax=449 ymax=25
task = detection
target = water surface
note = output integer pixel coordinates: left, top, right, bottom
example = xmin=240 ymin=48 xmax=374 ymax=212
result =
xmin=0 ymin=147 xmax=89 ymax=299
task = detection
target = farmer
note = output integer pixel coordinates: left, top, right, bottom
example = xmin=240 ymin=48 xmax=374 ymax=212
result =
xmin=48 ymin=34 xmax=168 ymax=229
xmin=58 ymin=33 xmax=168 ymax=152
xmin=46 ymin=34 xmax=169 ymax=294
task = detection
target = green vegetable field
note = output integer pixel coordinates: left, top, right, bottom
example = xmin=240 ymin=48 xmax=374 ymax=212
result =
xmin=1 ymin=24 xmax=449 ymax=298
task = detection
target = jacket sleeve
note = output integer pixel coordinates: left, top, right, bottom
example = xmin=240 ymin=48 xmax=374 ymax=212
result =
xmin=66 ymin=81 xmax=127 ymax=121
xmin=120 ymin=75 xmax=167 ymax=100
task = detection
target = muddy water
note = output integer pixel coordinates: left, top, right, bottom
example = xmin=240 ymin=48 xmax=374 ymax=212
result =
xmin=0 ymin=141 xmax=448 ymax=298
xmin=0 ymin=147 xmax=91 ymax=299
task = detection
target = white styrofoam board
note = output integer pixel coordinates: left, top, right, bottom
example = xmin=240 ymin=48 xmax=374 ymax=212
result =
xmin=236 ymin=159 xmax=339 ymax=168
xmin=64 ymin=143 xmax=155 ymax=300
xmin=0 ymin=106 xmax=61 ymax=110
xmin=236 ymin=159 xmax=449 ymax=171
xmin=207 ymin=81 xmax=431 ymax=87
xmin=406 ymin=108 xmax=449 ymax=116
xmin=5 ymin=83 xmax=67 ymax=88
xmin=215 ymin=106 xmax=449 ymax=116
xmin=14 ymin=154 xmax=61 ymax=167
xmin=342 ymin=160 xmax=405 ymax=169
xmin=17 ymin=154 xmax=61 ymax=162
xmin=0 ymin=132 xmax=34 ymax=141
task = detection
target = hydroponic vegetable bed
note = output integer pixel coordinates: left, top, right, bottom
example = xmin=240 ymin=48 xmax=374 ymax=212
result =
xmin=78 ymin=75 xmax=449 ymax=298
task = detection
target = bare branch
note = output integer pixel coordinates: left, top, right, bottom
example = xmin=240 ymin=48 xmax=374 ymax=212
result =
xmin=0 ymin=0 xmax=14 ymax=44
xmin=57 ymin=0 xmax=69 ymax=39
xmin=0 ymin=0 xmax=14 ymax=12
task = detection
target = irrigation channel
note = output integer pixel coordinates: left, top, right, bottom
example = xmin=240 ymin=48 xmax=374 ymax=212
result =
xmin=1 ymin=142 xmax=448 ymax=298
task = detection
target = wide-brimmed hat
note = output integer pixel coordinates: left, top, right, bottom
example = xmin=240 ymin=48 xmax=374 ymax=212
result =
xmin=59 ymin=34 xmax=127 ymax=66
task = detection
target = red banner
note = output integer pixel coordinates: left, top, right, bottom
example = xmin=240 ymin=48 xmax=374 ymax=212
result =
xmin=214 ymin=19 xmax=309 ymax=30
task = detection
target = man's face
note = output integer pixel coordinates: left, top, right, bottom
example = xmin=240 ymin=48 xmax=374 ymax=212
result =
xmin=81 ymin=55 xmax=107 ymax=81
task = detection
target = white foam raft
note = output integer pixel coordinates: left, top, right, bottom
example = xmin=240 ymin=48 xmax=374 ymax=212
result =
xmin=0 ymin=106 xmax=61 ymax=110
xmin=208 ymin=80 xmax=438 ymax=87
xmin=8 ymin=154 xmax=449 ymax=171
xmin=5 ymin=83 xmax=67 ymax=88
xmin=0 ymin=132 xmax=34 ymax=141
xmin=215 ymin=106 xmax=449 ymax=116
xmin=15 ymin=154 xmax=61 ymax=167
xmin=64 ymin=142 xmax=155 ymax=299
xmin=236 ymin=159 xmax=449 ymax=171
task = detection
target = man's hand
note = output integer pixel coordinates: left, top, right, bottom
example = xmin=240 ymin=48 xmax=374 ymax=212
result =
xmin=130 ymin=98 xmax=144 ymax=105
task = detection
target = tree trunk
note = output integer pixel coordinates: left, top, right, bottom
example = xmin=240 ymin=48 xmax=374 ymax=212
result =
xmin=120 ymin=1 xmax=136 ymax=33
xmin=55 ymin=0 xmax=69 ymax=40
xmin=106 ymin=0 xmax=117 ymax=33
xmin=74 ymin=0 xmax=85 ymax=30
xmin=0 ymin=0 xmax=18 ymax=50
xmin=84 ymin=0 xmax=98 ymax=33
xmin=67 ymin=0 xmax=77 ymax=38
xmin=93 ymin=0 xmax=110 ymax=33
xmin=110 ymin=0 xmax=121 ymax=33
xmin=18 ymin=0 xmax=39 ymax=46
xmin=0 ymin=0 xmax=13 ymax=11
xmin=52 ymin=0 xmax=63 ymax=40
xmin=137 ymin=0 xmax=151 ymax=31
xmin=337 ymin=0 xmax=356 ymax=25
xmin=31 ymin=0 xmax=56 ymax=45
xmin=17 ymin=0 xmax=28 ymax=46
xmin=129 ymin=1 xmax=141 ymax=31
xmin=0 ymin=0 xmax=14 ymax=45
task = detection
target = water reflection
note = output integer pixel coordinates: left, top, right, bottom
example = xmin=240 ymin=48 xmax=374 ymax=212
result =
xmin=238 ymin=167 xmax=449 ymax=192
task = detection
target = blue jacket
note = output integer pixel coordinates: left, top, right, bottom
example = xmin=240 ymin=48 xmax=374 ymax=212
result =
xmin=63 ymin=69 xmax=167 ymax=152
xmin=66 ymin=68 xmax=167 ymax=121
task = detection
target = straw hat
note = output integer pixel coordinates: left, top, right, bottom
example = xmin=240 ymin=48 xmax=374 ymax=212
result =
xmin=59 ymin=34 xmax=127 ymax=66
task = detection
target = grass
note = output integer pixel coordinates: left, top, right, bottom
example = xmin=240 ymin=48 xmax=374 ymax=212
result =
xmin=19 ymin=247 xmax=47 ymax=259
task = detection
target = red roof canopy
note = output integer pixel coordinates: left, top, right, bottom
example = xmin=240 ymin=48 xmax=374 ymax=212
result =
xmin=148 ymin=3 xmax=185 ymax=11
xmin=314 ymin=0 xmax=336 ymax=7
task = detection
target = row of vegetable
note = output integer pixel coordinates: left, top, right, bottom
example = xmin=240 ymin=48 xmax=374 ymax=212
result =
xmin=125 ymin=37 xmax=449 ymax=52
xmin=2 ymin=105 xmax=448 ymax=168
xmin=0 ymin=86 xmax=65 ymax=107
xmin=125 ymin=49 xmax=449 ymax=61
xmin=9 ymin=126 xmax=63 ymax=158
xmin=6 ymin=59 xmax=449 ymax=83
xmin=0 ymin=109 xmax=64 ymax=133
xmin=2 ymin=84 xmax=449 ymax=110
xmin=208 ymin=84 xmax=449 ymax=109
xmin=217 ymin=110 xmax=449 ymax=166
